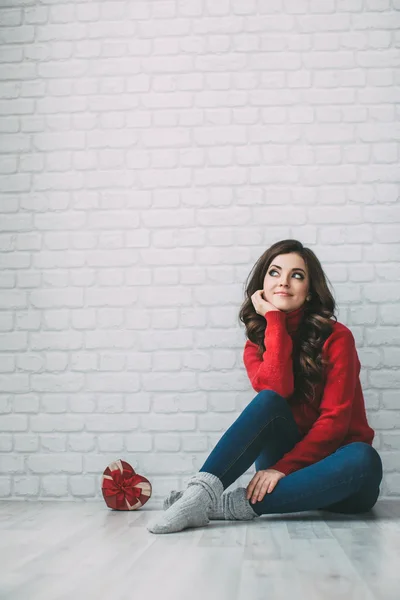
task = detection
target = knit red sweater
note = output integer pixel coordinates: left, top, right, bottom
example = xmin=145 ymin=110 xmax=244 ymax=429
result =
xmin=243 ymin=305 xmax=375 ymax=476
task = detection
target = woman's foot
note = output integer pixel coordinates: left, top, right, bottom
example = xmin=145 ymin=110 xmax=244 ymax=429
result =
xmin=147 ymin=472 xmax=224 ymax=534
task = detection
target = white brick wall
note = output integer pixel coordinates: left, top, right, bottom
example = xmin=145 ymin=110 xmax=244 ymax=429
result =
xmin=0 ymin=0 xmax=399 ymax=505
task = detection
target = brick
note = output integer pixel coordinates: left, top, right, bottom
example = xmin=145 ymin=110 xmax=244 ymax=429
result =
xmin=97 ymin=433 xmax=124 ymax=452
xmin=68 ymin=434 xmax=96 ymax=452
xmin=369 ymin=411 xmax=400 ymax=430
xmin=69 ymin=476 xmax=96 ymax=497
xmin=39 ymin=433 xmax=67 ymax=452
xmin=41 ymin=476 xmax=68 ymax=497
xmin=0 ymin=25 xmax=34 ymax=43
xmin=86 ymin=370 xmax=139 ymax=391
xmin=381 ymin=432 xmax=400 ymax=451
xmin=14 ymin=435 xmax=39 ymax=451
xmin=125 ymin=394 xmax=151 ymax=412
xmin=31 ymin=289 xmax=84 ymax=308
xmin=30 ymin=332 xmax=83 ymax=351
xmin=70 ymin=353 xmax=97 ymax=372
xmin=1 ymin=415 xmax=28 ymax=432
xmin=125 ymin=434 xmax=152 ymax=452
xmin=364 ymin=284 xmax=400 ymax=302
xmin=42 ymin=310 xmax=69 ymax=331
xmin=30 ymin=415 xmax=85 ymax=432
xmin=141 ymin=415 xmax=195 ymax=431
xmin=181 ymin=434 xmax=208 ymax=452
xmin=14 ymin=477 xmax=38 ymax=496
xmin=15 ymin=308 xmax=41 ymax=329
xmin=68 ymin=395 xmax=95 ymax=413
xmin=0 ymin=333 xmax=28 ymax=351
xmin=97 ymin=394 xmax=123 ymax=413
xmin=0 ymin=456 xmax=24 ymax=473
xmin=141 ymin=454 xmax=194 ymax=475
xmin=381 ymin=391 xmax=400 ymax=409
xmin=32 ymin=373 xmax=84 ymax=393
xmin=24 ymin=6 xmax=48 ymax=24
xmin=85 ymin=414 xmax=138 ymax=432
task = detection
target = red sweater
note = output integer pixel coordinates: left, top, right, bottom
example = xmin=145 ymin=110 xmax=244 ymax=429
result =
xmin=243 ymin=305 xmax=375 ymax=476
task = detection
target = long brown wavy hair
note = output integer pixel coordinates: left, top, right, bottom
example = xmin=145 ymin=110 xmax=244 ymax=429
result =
xmin=238 ymin=239 xmax=337 ymax=407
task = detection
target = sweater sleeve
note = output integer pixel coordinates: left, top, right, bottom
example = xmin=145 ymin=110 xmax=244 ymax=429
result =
xmin=243 ymin=311 xmax=294 ymax=399
xmin=269 ymin=329 xmax=358 ymax=476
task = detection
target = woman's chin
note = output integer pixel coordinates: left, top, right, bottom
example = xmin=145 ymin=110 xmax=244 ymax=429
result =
xmin=273 ymin=296 xmax=300 ymax=312
xmin=273 ymin=296 xmax=292 ymax=304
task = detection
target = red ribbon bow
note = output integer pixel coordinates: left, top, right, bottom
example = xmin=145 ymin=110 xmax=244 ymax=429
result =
xmin=103 ymin=472 xmax=143 ymax=507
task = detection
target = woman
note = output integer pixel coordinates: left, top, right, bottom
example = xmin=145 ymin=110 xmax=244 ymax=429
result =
xmin=148 ymin=239 xmax=382 ymax=534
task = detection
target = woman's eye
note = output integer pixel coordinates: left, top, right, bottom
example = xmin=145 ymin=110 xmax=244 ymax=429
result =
xmin=269 ymin=270 xmax=303 ymax=280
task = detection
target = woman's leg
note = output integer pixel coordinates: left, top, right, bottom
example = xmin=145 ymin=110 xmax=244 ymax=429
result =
xmin=254 ymin=418 xmax=299 ymax=472
xmin=319 ymin=451 xmax=382 ymax=514
xmin=199 ymin=389 xmax=303 ymax=490
xmin=250 ymin=442 xmax=383 ymax=516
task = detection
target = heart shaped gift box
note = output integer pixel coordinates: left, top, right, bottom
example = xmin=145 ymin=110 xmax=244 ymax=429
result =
xmin=101 ymin=459 xmax=152 ymax=511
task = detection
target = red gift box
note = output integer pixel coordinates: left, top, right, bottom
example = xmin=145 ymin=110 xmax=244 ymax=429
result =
xmin=101 ymin=459 xmax=152 ymax=511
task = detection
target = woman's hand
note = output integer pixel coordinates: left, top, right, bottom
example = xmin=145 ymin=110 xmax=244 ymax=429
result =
xmin=246 ymin=468 xmax=286 ymax=504
xmin=251 ymin=290 xmax=281 ymax=317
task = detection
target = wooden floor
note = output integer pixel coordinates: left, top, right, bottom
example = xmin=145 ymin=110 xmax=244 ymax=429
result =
xmin=1 ymin=500 xmax=399 ymax=600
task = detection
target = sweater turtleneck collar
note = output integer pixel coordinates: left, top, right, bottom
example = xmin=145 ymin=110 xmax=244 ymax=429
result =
xmin=284 ymin=303 xmax=306 ymax=335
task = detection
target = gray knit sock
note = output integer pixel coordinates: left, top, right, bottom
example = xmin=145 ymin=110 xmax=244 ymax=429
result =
xmin=220 ymin=487 xmax=260 ymax=520
xmin=164 ymin=486 xmax=260 ymax=521
xmin=164 ymin=489 xmax=225 ymax=519
xmin=147 ymin=471 xmax=224 ymax=534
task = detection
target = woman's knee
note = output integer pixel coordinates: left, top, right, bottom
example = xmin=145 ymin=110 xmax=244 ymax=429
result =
xmin=255 ymin=389 xmax=287 ymax=405
xmin=251 ymin=389 xmax=291 ymax=417
xmin=344 ymin=442 xmax=383 ymax=484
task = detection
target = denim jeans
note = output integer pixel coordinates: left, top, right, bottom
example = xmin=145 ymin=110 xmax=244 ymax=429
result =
xmin=199 ymin=390 xmax=383 ymax=516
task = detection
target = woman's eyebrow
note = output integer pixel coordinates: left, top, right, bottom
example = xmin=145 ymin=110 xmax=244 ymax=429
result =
xmin=270 ymin=264 xmax=306 ymax=274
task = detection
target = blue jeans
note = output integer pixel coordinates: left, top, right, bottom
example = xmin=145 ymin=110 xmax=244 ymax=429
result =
xmin=199 ymin=390 xmax=383 ymax=516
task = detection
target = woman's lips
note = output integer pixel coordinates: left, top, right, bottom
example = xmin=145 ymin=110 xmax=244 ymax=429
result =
xmin=275 ymin=293 xmax=291 ymax=296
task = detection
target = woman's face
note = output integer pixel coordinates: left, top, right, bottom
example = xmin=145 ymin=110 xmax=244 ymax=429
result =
xmin=262 ymin=252 xmax=310 ymax=313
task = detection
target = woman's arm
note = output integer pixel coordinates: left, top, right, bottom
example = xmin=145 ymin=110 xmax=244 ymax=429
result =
xmin=268 ymin=328 xmax=359 ymax=475
xmin=243 ymin=311 xmax=294 ymax=399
